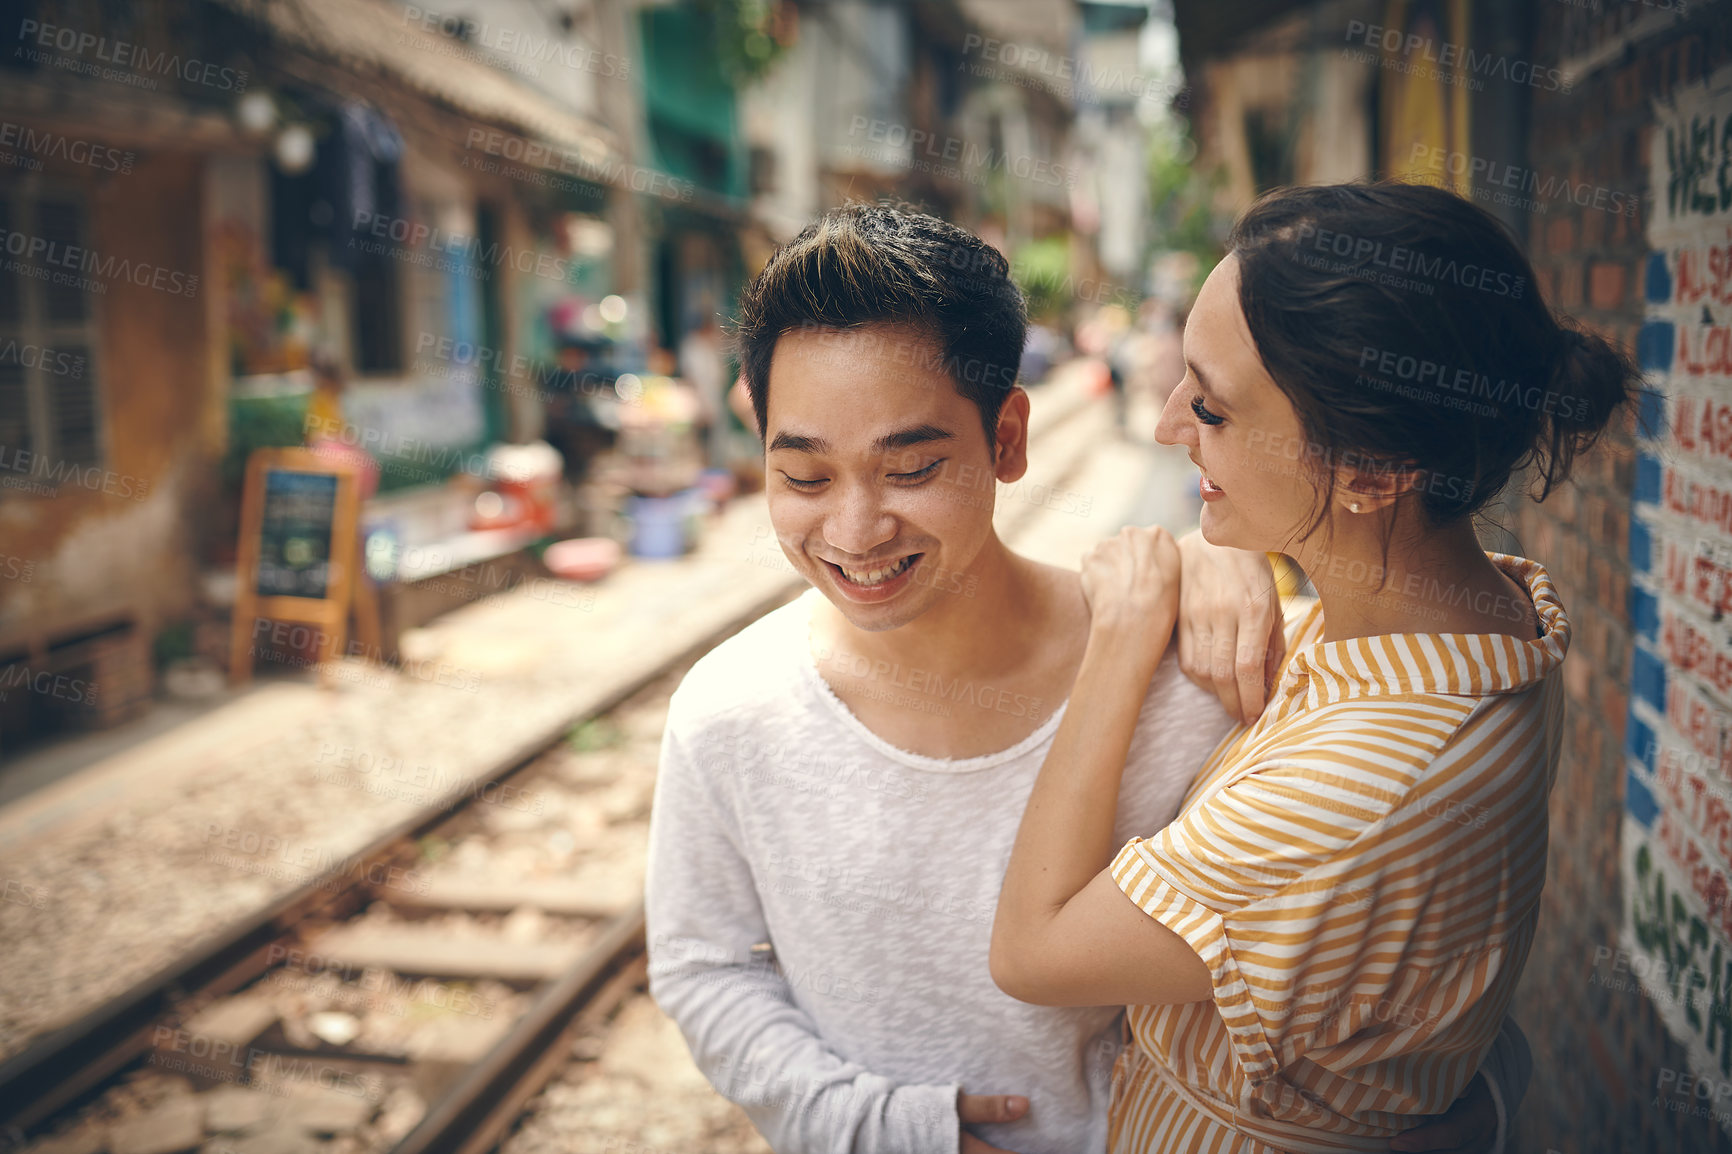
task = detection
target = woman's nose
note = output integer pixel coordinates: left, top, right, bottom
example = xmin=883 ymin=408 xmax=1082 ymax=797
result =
xmin=1154 ymin=386 xmax=1195 ymax=447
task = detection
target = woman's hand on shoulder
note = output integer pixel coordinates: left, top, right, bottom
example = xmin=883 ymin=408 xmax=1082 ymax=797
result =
xmin=1080 ymin=526 xmax=1182 ymax=667
xmin=1174 ymin=529 xmax=1285 ymax=726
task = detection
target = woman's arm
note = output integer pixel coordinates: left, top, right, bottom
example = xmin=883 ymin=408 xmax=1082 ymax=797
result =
xmin=990 ymin=526 xmax=1213 ymax=1008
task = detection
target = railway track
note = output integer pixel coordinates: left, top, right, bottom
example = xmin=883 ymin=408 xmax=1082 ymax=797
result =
xmin=0 ymin=663 xmax=728 ymax=1154
xmin=0 ymin=373 xmax=1108 ymax=1154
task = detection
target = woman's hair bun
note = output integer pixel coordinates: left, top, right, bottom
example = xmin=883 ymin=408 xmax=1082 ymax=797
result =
xmin=1529 ymin=320 xmax=1638 ymax=500
xmin=1228 ymin=180 xmax=1639 ymax=526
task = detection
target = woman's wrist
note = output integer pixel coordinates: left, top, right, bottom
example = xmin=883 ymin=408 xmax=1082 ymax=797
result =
xmin=1086 ymin=604 xmax=1177 ymax=651
xmin=1083 ymin=610 xmax=1174 ymax=681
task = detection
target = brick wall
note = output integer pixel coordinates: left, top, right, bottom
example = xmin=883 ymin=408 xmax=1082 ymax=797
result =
xmin=1509 ymin=8 xmax=1732 ymax=1154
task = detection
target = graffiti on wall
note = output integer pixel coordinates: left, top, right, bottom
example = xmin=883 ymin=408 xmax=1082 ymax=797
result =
xmin=1623 ymin=63 xmax=1732 ymax=1123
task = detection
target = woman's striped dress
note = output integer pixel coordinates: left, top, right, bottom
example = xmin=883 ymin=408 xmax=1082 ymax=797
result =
xmin=1108 ymin=554 xmax=1568 ymax=1154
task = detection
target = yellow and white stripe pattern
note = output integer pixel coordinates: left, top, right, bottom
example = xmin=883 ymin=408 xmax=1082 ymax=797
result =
xmin=1108 ymin=553 xmax=1568 ymax=1154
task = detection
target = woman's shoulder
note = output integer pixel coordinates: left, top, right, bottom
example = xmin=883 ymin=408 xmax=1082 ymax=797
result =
xmin=1279 ymin=592 xmax=1324 ymax=648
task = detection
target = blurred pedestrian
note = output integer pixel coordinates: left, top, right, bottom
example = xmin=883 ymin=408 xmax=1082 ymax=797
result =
xmin=303 ymin=350 xmax=378 ymax=498
xmin=1142 ymin=299 xmax=1188 ymax=407
xmin=680 ymin=317 xmax=728 ymax=469
xmin=1105 ymin=328 xmax=1132 ymax=436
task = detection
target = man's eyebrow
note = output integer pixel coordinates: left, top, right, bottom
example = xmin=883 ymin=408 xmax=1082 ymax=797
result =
xmin=873 ymin=424 xmax=956 ymax=453
xmin=768 ymin=431 xmax=829 ymax=453
xmin=767 ymin=425 xmax=956 ymax=454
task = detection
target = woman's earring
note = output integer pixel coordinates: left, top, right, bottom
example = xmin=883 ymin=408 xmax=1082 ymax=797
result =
xmin=1349 ymin=500 xmax=1362 ymax=513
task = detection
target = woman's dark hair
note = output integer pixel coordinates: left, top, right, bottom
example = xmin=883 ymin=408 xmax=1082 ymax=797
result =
xmin=1227 ymin=180 xmax=1637 ymax=542
xmin=733 ymin=203 xmax=1027 ymax=445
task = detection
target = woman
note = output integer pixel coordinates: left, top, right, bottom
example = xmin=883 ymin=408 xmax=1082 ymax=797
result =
xmin=989 ymin=181 xmax=1637 ymax=1152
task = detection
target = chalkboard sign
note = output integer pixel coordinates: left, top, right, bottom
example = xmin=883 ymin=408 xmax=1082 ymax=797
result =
xmin=256 ymin=469 xmax=340 ymax=599
xmin=230 ymin=448 xmax=364 ymax=686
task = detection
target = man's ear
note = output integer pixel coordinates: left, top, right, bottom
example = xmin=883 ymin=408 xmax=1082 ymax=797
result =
xmin=993 ymin=387 xmax=1032 ymax=483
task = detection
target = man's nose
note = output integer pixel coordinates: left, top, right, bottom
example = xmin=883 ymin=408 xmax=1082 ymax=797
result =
xmin=823 ymin=484 xmax=897 ymax=557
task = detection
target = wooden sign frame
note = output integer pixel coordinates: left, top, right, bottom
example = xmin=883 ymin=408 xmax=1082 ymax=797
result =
xmin=229 ymin=447 xmax=369 ymax=686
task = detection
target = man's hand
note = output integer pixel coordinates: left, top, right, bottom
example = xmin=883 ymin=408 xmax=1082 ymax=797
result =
xmin=958 ymin=1091 xmax=1029 ymax=1154
xmin=1174 ymin=530 xmax=1284 ymax=725
xmin=1389 ymin=1072 xmax=1498 ymax=1153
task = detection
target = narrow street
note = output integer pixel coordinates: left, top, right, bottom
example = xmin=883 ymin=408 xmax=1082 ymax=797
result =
xmin=5 ymin=375 xmax=1202 ymax=1152
xmin=2 ymin=1 xmax=1704 ymax=1150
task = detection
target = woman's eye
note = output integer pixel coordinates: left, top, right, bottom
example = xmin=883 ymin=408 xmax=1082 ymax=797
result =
xmin=890 ymin=460 xmax=944 ymax=484
xmin=781 ymin=475 xmax=827 ymax=491
xmin=1190 ymin=395 xmax=1225 ymax=426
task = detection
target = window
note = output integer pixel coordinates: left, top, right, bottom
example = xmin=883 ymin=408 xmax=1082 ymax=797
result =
xmin=269 ymin=124 xmax=405 ymax=377
xmin=0 ymin=181 xmax=102 ymax=483
xmin=1244 ymin=106 xmax=1296 ymax=192
xmin=352 ymin=231 xmax=402 ymax=374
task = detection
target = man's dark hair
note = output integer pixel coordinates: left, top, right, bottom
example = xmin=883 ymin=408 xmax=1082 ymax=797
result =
xmin=733 ymin=203 xmax=1027 ymax=445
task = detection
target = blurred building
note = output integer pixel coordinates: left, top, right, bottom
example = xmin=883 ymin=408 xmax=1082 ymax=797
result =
xmin=1169 ymin=3 xmax=1732 ymax=1151
xmin=739 ymin=1 xmax=1077 ymax=250
xmin=1171 ymin=0 xmax=1538 ymax=225
xmin=0 ymin=0 xmax=637 ymax=747
xmin=1068 ymin=1 xmax=1161 ymax=286
xmin=0 ymin=0 xmax=1121 ymax=755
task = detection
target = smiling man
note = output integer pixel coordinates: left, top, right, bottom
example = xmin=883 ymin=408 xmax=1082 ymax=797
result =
xmin=643 ymin=204 xmax=1525 ymax=1154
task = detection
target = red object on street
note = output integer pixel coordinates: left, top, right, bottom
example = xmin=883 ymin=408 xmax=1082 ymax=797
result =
xmin=544 ymin=537 xmax=621 ymax=581
xmin=485 ymin=442 xmax=564 ymax=532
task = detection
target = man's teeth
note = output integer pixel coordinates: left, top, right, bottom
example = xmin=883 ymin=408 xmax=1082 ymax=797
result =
xmin=840 ymin=556 xmax=914 ymax=585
